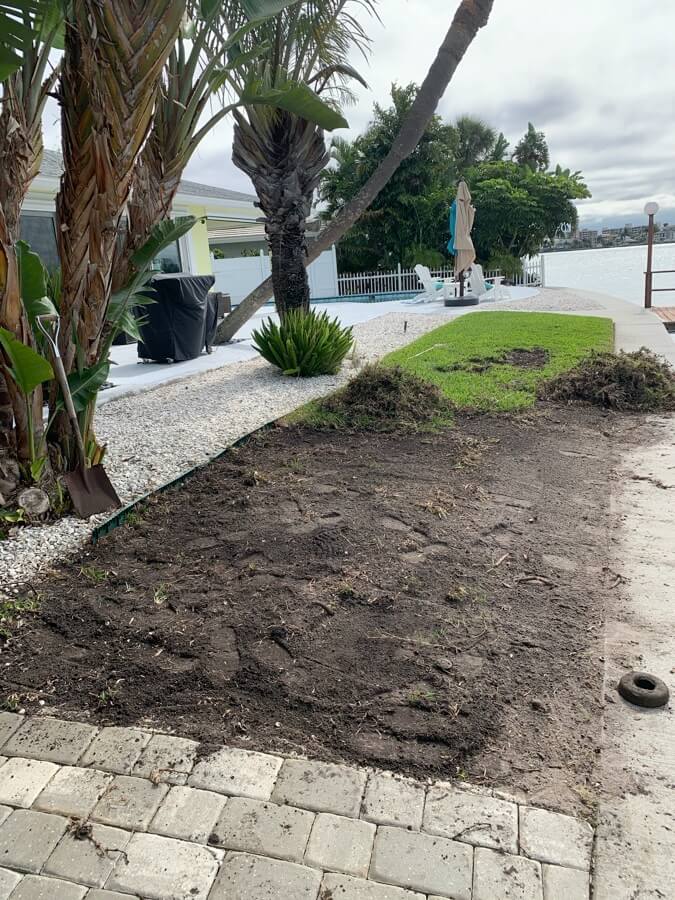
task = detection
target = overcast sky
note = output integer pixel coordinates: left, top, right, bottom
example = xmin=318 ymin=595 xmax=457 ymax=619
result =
xmin=44 ymin=0 xmax=674 ymax=228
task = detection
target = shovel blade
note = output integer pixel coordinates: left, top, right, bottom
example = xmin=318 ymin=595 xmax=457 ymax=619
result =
xmin=63 ymin=464 xmax=121 ymax=519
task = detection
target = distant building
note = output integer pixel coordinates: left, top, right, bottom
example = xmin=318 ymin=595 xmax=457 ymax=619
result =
xmin=576 ymin=228 xmax=598 ymax=244
xmin=655 ymin=227 xmax=675 ymax=243
xmin=597 ymin=227 xmax=624 ymax=244
xmin=624 ymin=224 xmax=648 ymax=239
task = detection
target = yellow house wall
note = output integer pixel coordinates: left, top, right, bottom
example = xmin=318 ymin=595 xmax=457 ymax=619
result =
xmin=186 ymin=204 xmax=213 ymax=275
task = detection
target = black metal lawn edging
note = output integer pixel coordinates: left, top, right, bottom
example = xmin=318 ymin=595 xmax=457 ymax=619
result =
xmin=91 ymin=418 xmax=280 ymax=545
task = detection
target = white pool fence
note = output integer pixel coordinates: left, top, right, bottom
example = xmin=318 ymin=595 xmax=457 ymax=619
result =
xmin=337 ymin=257 xmax=544 ymax=298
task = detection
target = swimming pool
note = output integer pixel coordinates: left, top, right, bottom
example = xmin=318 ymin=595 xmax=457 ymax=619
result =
xmin=261 ymin=291 xmax=420 ymax=306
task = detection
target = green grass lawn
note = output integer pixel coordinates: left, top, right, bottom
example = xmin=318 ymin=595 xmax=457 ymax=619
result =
xmin=289 ymin=311 xmax=614 ymax=428
xmin=383 ymin=311 xmax=614 ymax=412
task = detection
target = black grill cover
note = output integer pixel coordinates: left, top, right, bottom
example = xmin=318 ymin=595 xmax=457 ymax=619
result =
xmin=137 ymin=273 xmax=216 ymax=362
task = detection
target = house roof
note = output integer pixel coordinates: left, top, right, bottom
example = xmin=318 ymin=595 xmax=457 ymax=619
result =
xmin=40 ymin=149 xmax=257 ymax=204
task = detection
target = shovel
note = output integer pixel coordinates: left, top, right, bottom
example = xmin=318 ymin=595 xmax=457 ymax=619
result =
xmin=37 ymin=314 xmax=121 ymax=518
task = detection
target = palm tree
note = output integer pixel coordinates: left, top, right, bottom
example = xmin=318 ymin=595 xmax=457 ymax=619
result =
xmin=53 ymin=0 xmax=186 ymax=463
xmin=216 ymin=0 xmax=496 ymax=342
xmin=490 ymin=131 xmax=509 ymax=162
xmin=112 ymin=3 xmax=231 ymax=288
xmin=513 ymin=122 xmax=549 ymax=171
xmin=0 ymin=1 xmax=61 ymax=500
xmin=451 ymin=115 xmax=496 ymax=174
xmin=221 ymin=0 xmax=375 ymax=316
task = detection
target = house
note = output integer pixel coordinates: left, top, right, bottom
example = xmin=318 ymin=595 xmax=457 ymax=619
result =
xmin=22 ymin=149 xmax=339 ymax=304
xmin=21 ymin=149 xmax=262 ymax=277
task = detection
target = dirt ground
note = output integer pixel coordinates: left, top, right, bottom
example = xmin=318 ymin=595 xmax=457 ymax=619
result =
xmin=1 ymin=406 xmax=623 ymax=812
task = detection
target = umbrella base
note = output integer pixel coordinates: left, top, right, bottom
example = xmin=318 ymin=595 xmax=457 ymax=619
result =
xmin=445 ymin=295 xmax=479 ymax=307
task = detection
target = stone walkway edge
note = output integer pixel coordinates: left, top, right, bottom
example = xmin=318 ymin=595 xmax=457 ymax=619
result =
xmin=0 ymin=712 xmax=593 ymax=899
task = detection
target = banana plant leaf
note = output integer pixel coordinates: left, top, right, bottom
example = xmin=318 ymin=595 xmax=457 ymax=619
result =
xmin=0 ymin=0 xmax=55 ymax=80
xmin=0 ymin=326 xmax=53 ymax=394
xmin=16 ymin=240 xmax=57 ymax=326
xmin=112 ymin=307 xmax=148 ymax=343
xmin=62 ymin=360 xmax=111 ymax=413
xmin=130 ymin=216 xmax=200 ymax=271
xmin=238 ymin=0 xmax=300 ymax=22
xmin=107 ymin=216 xmax=202 ymax=351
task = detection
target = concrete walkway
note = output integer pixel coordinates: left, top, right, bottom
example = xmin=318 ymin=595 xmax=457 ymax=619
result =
xmin=593 ymin=418 xmax=675 ymax=900
xmin=0 ymin=713 xmax=593 ymax=900
xmin=540 ymin=289 xmax=675 ymax=363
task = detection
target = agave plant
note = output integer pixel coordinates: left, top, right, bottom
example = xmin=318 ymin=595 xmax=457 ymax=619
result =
xmin=252 ymin=307 xmax=353 ymax=376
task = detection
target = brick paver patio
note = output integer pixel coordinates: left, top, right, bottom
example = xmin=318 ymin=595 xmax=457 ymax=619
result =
xmin=0 ymin=712 xmax=592 ymax=899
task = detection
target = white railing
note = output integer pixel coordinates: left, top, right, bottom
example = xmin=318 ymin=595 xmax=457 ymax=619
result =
xmin=337 ymin=258 xmax=543 ymax=298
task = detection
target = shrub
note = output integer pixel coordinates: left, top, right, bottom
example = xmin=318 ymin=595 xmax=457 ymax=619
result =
xmin=485 ymin=251 xmax=523 ymax=281
xmin=538 ymin=349 xmax=675 ymax=411
xmin=318 ymin=364 xmax=453 ymax=429
xmin=252 ymin=309 xmax=354 ymax=377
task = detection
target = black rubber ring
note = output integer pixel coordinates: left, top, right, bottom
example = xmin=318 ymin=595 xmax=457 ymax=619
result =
xmin=617 ymin=671 xmax=670 ymax=709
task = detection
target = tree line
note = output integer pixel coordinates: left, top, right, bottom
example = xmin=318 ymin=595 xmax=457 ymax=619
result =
xmin=319 ymin=84 xmax=590 ymax=275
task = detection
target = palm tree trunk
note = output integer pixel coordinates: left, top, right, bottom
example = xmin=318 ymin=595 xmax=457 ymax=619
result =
xmin=268 ymin=221 xmax=311 ymax=315
xmin=231 ymin=111 xmax=329 ymax=317
xmin=53 ymin=0 xmax=184 ymax=462
xmin=0 ymin=209 xmax=33 ymax=496
xmin=216 ymin=0 xmax=495 ymax=342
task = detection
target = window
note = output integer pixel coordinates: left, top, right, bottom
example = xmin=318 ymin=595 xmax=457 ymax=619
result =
xmin=19 ymin=210 xmax=183 ymax=275
xmin=151 ymin=238 xmax=181 ymax=274
xmin=19 ymin=213 xmax=59 ymax=272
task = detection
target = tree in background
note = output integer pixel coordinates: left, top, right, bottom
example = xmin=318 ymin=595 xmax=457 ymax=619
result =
xmin=222 ymin=0 xmax=376 ymax=316
xmin=467 ymin=161 xmax=590 ymax=269
xmin=490 ymin=131 xmax=509 ymax=162
xmin=513 ymin=121 xmax=549 ymax=171
xmin=451 ymin=114 xmax=497 ymax=174
xmin=320 ymin=84 xmax=455 ymax=271
xmin=319 ymin=87 xmax=515 ymax=272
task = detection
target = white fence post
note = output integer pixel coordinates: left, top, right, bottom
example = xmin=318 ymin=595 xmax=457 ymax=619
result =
xmin=539 ymin=254 xmax=546 ymax=287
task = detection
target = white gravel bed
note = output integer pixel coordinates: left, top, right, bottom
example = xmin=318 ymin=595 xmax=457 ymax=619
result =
xmin=0 ymin=309 xmax=454 ymax=593
xmin=0 ymin=289 xmax=611 ymax=592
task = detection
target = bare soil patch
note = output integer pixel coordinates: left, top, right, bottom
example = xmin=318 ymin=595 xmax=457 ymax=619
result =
xmin=435 ymin=347 xmax=550 ymax=375
xmin=1 ymin=406 xmax=620 ymax=811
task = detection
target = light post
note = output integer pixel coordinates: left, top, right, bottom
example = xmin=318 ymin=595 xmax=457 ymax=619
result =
xmin=644 ymin=201 xmax=659 ymax=309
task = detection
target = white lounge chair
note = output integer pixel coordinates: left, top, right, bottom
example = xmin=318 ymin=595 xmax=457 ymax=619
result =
xmin=406 ymin=264 xmax=447 ymax=304
xmin=468 ymin=264 xmax=511 ymax=301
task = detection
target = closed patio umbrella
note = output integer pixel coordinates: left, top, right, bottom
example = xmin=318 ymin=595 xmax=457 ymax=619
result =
xmin=448 ymin=180 xmax=476 ymax=281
